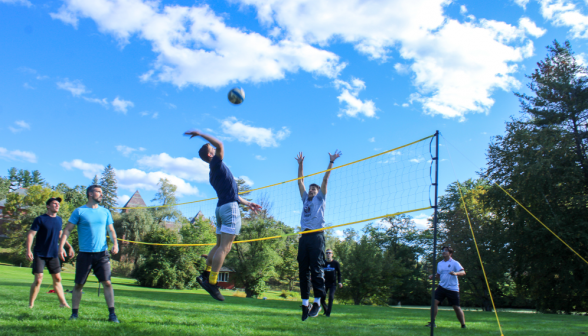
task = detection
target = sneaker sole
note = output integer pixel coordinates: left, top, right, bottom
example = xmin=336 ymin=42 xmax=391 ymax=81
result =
xmin=201 ymin=283 xmax=225 ymax=301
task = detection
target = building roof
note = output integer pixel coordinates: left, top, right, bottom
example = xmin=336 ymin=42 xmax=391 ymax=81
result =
xmin=122 ymin=191 xmax=147 ymax=209
xmin=190 ymin=210 xmax=205 ymax=224
xmin=0 ymin=188 xmax=28 ymax=208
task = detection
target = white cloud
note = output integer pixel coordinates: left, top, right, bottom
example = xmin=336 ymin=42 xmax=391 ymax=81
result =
xmin=0 ymin=0 xmax=32 ymax=7
xmin=61 ymin=159 xmax=104 ymax=179
xmin=115 ymin=168 xmax=199 ymax=196
xmin=57 ymin=79 xmax=88 ymax=97
xmin=117 ymin=194 xmax=131 ymax=206
xmin=51 ymin=0 xmax=343 ymax=88
xmin=220 ymin=117 xmax=290 ymax=147
xmin=23 ymin=83 xmax=35 ymax=90
xmin=368 ymin=137 xmax=375 ymax=142
xmin=83 ymin=97 xmax=109 ymax=106
xmin=394 ymin=63 xmax=411 ymax=75
xmin=412 ymin=213 xmax=432 ymax=229
xmin=410 ymin=158 xmax=424 ymax=163
xmin=255 ymin=155 xmax=267 ymax=160
xmin=112 ymin=96 xmax=134 ymax=113
xmin=238 ymin=175 xmax=254 ymax=186
xmin=137 ymin=153 xmax=209 ymax=182
xmin=518 ymin=17 xmax=547 ymax=38
xmin=460 ymin=5 xmax=468 ymax=14
xmin=9 ymin=120 xmax=31 ymax=133
xmin=240 ymin=0 xmax=537 ymax=119
xmin=116 ymin=145 xmax=145 ymax=156
xmin=334 ymin=78 xmax=376 ymax=118
xmin=152 ymin=112 xmax=158 ymax=119
xmin=513 ymin=0 xmax=530 ymax=9
xmin=0 ymin=147 xmax=37 ymax=163
xmin=538 ymin=0 xmax=588 ymax=39
xmin=62 ymin=158 xmax=200 ymax=196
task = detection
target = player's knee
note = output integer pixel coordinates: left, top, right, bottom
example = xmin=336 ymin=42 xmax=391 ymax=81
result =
xmin=102 ymin=281 xmax=112 ymax=288
xmin=33 ymin=276 xmax=43 ymax=286
xmin=74 ymin=284 xmax=84 ymax=291
xmin=52 ymin=274 xmax=62 ymax=283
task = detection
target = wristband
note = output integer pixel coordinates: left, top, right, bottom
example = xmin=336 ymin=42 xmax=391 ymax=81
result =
xmin=330 ymin=161 xmax=334 ymax=163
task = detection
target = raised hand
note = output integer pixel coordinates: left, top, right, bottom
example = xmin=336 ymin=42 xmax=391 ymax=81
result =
xmin=295 ymin=152 xmax=305 ymax=165
xmin=248 ymin=202 xmax=262 ymax=214
xmin=183 ymin=129 xmax=202 ymax=139
xmin=329 ymin=150 xmax=342 ymax=162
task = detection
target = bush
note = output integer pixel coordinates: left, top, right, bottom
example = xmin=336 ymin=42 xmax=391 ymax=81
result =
xmin=133 ymin=227 xmax=199 ymax=289
xmin=111 ymin=260 xmax=134 ymax=278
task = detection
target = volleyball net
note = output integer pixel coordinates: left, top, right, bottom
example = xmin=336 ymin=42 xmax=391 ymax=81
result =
xmin=116 ymin=134 xmax=436 ymax=246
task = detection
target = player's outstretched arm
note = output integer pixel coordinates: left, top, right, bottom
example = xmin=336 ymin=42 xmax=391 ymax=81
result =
xmin=321 ymin=150 xmax=342 ymax=196
xmin=59 ymin=223 xmax=75 ymax=261
xmin=184 ymin=129 xmax=224 ymax=160
xmin=238 ymin=196 xmax=262 ymax=214
xmin=296 ymin=152 xmax=306 ymax=199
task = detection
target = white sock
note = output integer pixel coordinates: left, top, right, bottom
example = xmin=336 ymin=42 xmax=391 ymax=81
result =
xmin=314 ymin=297 xmax=321 ymax=304
xmin=302 ymin=299 xmax=309 ymax=306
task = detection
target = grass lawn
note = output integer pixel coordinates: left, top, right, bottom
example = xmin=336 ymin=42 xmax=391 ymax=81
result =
xmin=0 ymin=265 xmax=586 ymax=335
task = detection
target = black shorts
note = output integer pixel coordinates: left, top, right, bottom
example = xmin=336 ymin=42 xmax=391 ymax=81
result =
xmin=31 ymin=255 xmax=61 ymax=275
xmin=75 ymin=251 xmax=111 ymax=285
xmin=435 ymin=286 xmax=460 ymax=306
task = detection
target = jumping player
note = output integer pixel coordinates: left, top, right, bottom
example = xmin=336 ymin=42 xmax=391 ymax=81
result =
xmin=26 ymin=197 xmax=75 ymax=309
xmin=59 ymin=185 xmax=120 ymax=323
xmin=427 ymin=246 xmax=466 ymax=329
xmin=185 ymin=129 xmax=261 ymax=301
xmin=295 ymin=150 xmax=341 ymax=321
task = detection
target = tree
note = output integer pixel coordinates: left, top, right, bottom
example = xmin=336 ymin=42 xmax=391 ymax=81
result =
xmin=7 ymin=168 xmax=45 ymax=189
xmin=113 ymin=209 xmax=157 ymax=266
xmin=179 ymin=216 xmax=217 ymax=278
xmin=91 ymin=175 xmax=99 ymax=186
xmin=133 ymin=227 xmax=199 ymax=289
xmin=1 ymin=185 xmax=76 ymax=266
xmin=53 ymin=183 xmax=87 ymax=209
xmin=0 ymin=176 xmax=11 ymax=201
xmin=99 ymin=165 xmax=118 ymax=210
xmin=225 ymin=217 xmax=287 ymax=297
xmin=484 ymin=40 xmax=588 ymax=313
xmin=516 ymin=40 xmax=588 ymax=184
xmin=151 ymin=178 xmax=181 ymax=224
xmin=235 ymin=177 xmax=252 ymax=214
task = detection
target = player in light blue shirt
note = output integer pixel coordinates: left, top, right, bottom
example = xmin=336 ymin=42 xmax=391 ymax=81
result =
xmin=59 ymin=185 xmax=120 ymax=323
xmin=427 ymin=246 xmax=467 ymax=329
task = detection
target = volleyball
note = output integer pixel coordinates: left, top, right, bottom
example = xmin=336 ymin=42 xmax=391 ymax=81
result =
xmin=228 ymin=87 xmax=245 ymax=105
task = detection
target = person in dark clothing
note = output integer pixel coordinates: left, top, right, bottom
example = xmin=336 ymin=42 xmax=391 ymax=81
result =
xmin=295 ymin=149 xmax=342 ymax=321
xmin=321 ymin=249 xmax=342 ymax=317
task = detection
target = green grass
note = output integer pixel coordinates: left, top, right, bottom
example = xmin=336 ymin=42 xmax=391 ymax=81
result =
xmin=0 ymin=265 xmax=586 ymax=335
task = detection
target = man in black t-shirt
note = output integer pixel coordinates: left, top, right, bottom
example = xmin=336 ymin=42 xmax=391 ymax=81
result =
xmin=25 ymin=197 xmax=75 ymax=308
xmin=185 ymin=129 xmax=262 ymax=301
xmin=321 ymin=249 xmax=342 ymax=317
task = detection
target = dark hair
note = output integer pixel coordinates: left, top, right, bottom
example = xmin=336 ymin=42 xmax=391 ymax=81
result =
xmin=86 ymin=185 xmax=102 ymax=198
xmin=199 ymin=144 xmax=211 ymax=162
xmin=442 ymin=246 xmax=454 ymax=255
xmin=309 ymin=183 xmax=320 ymax=190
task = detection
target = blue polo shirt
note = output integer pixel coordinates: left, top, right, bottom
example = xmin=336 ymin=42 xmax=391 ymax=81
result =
xmin=68 ymin=205 xmax=113 ymax=253
xmin=209 ymin=155 xmax=239 ymax=207
xmin=30 ymin=214 xmax=63 ymax=258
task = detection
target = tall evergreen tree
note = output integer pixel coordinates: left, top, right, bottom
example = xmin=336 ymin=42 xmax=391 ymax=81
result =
xmin=99 ymin=164 xmax=118 ymax=210
xmin=91 ymin=175 xmax=99 ymax=186
xmin=151 ymin=178 xmax=181 ymax=224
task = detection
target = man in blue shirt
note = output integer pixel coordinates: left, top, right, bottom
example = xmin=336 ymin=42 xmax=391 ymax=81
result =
xmin=295 ymin=150 xmax=341 ymax=321
xmin=185 ymin=129 xmax=261 ymax=301
xmin=59 ymin=185 xmax=120 ymax=323
xmin=26 ymin=197 xmax=75 ymax=309
xmin=427 ymin=246 xmax=467 ymax=329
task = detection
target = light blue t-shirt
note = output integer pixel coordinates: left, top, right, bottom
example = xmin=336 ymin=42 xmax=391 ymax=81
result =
xmin=300 ymin=190 xmax=326 ymax=230
xmin=437 ymin=258 xmax=464 ymax=292
xmin=68 ymin=205 xmax=113 ymax=253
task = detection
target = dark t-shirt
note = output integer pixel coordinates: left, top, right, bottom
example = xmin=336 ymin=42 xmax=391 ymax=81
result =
xmin=324 ymin=259 xmax=341 ymax=285
xmin=30 ymin=214 xmax=62 ymax=258
xmin=209 ymin=155 xmax=239 ymax=207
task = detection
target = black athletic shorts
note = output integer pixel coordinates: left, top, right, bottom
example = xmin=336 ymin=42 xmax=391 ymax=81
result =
xmin=75 ymin=251 xmax=111 ymax=285
xmin=435 ymin=286 xmax=460 ymax=306
xmin=31 ymin=255 xmax=61 ymax=275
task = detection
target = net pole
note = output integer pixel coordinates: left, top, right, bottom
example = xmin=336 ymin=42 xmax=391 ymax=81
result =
xmin=430 ymin=130 xmax=440 ymax=336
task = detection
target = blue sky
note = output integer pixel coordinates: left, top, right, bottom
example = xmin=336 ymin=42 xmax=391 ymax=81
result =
xmin=1 ymin=0 xmax=587 ymax=232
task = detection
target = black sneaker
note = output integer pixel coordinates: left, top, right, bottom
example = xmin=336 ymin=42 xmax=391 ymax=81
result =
xmin=301 ymin=305 xmax=310 ymax=321
xmin=461 ymin=324 xmax=466 ymax=328
xmin=69 ymin=314 xmax=78 ymax=321
xmin=425 ymin=322 xmax=437 ymax=328
xmin=200 ymin=278 xmax=225 ymax=301
xmin=108 ymin=314 xmax=120 ymax=323
xmin=196 ymin=271 xmax=209 ymax=288
xmin=309 ymin=302 xmax=321 ymax=317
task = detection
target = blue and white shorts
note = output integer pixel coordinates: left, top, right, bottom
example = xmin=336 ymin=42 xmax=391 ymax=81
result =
xmin=215 ymin=201 xmax=242 ymax=235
